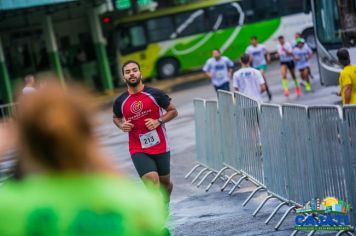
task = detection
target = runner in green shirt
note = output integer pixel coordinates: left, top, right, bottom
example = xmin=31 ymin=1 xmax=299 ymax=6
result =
xmin=0 ymin=82 xmax=167 ymax=236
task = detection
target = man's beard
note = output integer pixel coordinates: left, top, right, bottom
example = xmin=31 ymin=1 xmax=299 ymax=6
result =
xmin=125 ymin=76 xmax=141 ymax=87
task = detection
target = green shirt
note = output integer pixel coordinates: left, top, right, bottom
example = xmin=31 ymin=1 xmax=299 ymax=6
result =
xmin=0 ymin=174 xmax=166 ymax=236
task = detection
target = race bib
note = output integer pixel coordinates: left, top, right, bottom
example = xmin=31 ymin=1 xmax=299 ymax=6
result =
xmin=139 ymin=130 xmax=160 ymax=148
xmin=215 ymin=70 xmax=225 ymax=80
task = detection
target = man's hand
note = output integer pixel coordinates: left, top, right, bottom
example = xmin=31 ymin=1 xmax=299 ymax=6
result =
xmin=145 ymin=118 xmax=160 ymax=131
xmin=120 ymin=121 xmax=134 ymax=132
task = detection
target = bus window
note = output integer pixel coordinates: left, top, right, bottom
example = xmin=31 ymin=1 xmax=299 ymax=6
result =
xmin=338 ymin=0 xmax=356 ymax=46
xmin=314 ymin=0 xmax=342 ymax=48
xmin=173 ymin=10 xmax=206 ymax=38
xmin=281 ymin=0 xmax=304 ymax=15
xmin=119 ymin=24 xmax=147 ymax=54
xmin=207 ymin=3 xmax=240 ymax=30
xmin=147 ymin=16 xmax=174 ymax=42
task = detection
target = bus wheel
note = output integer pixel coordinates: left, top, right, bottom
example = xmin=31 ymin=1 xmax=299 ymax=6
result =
xmin=303 ymin=28 xmax=316 ymax=50
xmin=157 ymin=58 xmax=179 ymax=79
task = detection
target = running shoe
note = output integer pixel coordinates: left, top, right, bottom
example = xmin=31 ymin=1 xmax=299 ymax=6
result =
xmin=295 ymin=87 xmax=302 ymax=97
xmin=284 ymin=89 xmax=290 ymax=97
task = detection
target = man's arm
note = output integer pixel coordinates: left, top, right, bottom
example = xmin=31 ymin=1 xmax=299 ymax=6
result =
xmin=260 ymin=84 xmax=266 ymax=93
xmin=113 ymin=116 xmax=134 ymax=132
xmin=265 ymin=49 xmax=271 ymax=64
xmin=145 ymin=103 xmax=178 ymax=130
xmin=344 ymin=84 xmax=352 ymax=104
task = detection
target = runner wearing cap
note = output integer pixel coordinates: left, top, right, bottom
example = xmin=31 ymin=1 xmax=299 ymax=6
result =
xmin=293 ymin=38 xmax=313 ymax=92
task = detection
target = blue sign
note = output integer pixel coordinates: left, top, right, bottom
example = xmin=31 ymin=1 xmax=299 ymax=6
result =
xmin=295 ymin=197 xmax=352 ymax=231
xmin=0 ymin=0 xmax=77 ymax=10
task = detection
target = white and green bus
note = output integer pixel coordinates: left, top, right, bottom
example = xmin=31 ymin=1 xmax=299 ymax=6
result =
xmin=111 ymin=0 xmax=314 ymax=79
xmin=308 ymin=0 xmax=356 ymax=86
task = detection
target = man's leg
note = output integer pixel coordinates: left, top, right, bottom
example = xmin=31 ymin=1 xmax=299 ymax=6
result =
xmin=153 ymin=152 xmax=172 ymax=203
xmin=159 ymin=175 xmax=173 ymax=203
xmin=280 ymin=64 xmax=289 ymax=97
xmin=131 ymin=153 xmax=159 ymax=186
xmin=288 ymin=62 xmax=301 ymax=96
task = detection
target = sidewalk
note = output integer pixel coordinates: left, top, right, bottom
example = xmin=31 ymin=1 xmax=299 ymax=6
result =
xmin=92 ymin=72 xmax=207 ymax=110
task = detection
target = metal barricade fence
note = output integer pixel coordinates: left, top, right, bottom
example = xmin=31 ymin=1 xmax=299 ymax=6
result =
xmin=185 ymin=99 xmax=209 ymax=182
xmin=282 ymin=104 xmax=316 ymax=206
xmin=193 ymin=99 xmax=208 ymax=167
xmin=0 ymin=103 xmax=17 ymax=125
xmin=190 ymin=96 xmax=356 ymax=231
xmin=260 ymin=104 xmax=288 ymax=201
xmin=343 ymin=105 xmax=356 ymax=227
xmin=205 ymin=100 xmax=223 ymax=172
xmin=308 ymin=106 xmax=348 ymax=202
xmin=234 ymin=92 xmax=264 ymax=186
xmin=217 ymin=91 xmax=239 ymax=170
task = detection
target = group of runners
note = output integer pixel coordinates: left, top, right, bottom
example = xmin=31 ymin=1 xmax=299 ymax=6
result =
xmin=203 ymin=33 xmax=314 ymax=101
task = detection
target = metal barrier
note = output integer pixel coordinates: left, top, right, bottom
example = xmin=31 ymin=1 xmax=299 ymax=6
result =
xmin=0 ymin=103 xmax=16 ymax=125
xmin=343 ymin=105 xmax=356 ymax=227
xmin=234 ymin=92 xmax=263 ymax=186
xmin=308 ymin=106 xmax=348 ymax=202
xmin=205 ymin=91 xmax=240 ymax=192
xmin=189 ymin=92 xmax=356 ymax=233
xmin=282 ymin=104 xmax=315 ymax=206
xmin=185 ymin=99 xmax=208 ymax=182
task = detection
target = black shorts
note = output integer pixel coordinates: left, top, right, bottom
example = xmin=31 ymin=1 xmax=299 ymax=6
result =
xmin=280 ymin=61 xmax=295 ymax=70
xmin=131 ymin=152 xmax=170 ymax=177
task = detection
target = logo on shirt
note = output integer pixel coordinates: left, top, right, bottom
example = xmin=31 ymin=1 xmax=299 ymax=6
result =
xmin=130 ymin=101 xmax=143 ymax=114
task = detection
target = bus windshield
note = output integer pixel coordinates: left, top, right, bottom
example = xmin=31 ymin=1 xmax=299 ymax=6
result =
xmin=314 ymin=0 xmax=342 ymax=47
xmin=337 ymin=0 xmax=356 ymax=47
xmin=314 ymin=0 xmax=356 ymax=48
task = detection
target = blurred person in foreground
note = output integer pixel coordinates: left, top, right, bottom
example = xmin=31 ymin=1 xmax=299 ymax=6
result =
xmin=203 ymin=49 xmax=234 ymax=92
xmin=337 ymin=48 xmax=356 ymax=105
xmin=0 ymin=81 xmax=166 ymax=236
xmin=22 ymin=74 xmax=36 ymax=95
xmin=113 ymin=61 xmax=178 ymax=214
xmin=233 ymin=54 xmax=266 ymax=102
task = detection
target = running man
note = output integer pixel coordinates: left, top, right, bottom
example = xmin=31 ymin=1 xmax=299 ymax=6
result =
xmin=293 ymin=38 xmax=313 ymax=92
xmin=277 ymin=35 xmax=301 ymax=97
xmin=337 ymin=48 xmax=356 ymax=105
xmin=203 ymin=49 xmax=234 ymax=93
xmin=113 ymin=60 xmax=178 ymax=205
xmin=233 ymin=54 xmax=266 ymax=101
xmin=245 ymin=36 xmax=272 ymax=100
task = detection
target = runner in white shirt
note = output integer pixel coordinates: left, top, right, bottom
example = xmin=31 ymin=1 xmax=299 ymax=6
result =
xmin=277 ymin=35 xmax=301 ymax=97
xmin=245 ymin=36 xmax=272 ymax=100
xmin=292 ymin=32 xmax=314 ymax=81
xmin=203 ymin=49 xmax=234 ymax=93
xmin=293 ymin=38 xmax=313 ymax=92
xmin=233 ymin=54 xmax=266 ymax=101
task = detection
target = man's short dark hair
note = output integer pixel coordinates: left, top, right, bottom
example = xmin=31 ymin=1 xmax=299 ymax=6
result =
xmin=213 ymin=48 xmax=220 ymax=53
xmin=251 ymin=35 xmax=257 ymax=40
xmin=240 ymin=54 xmax=250 ymax=65
xmin=121 ymin=60 xmax=141 ymax=74
xmin=337 ymin=48 xmax=350 ymax=66
xmin=278 ymin=35 xmax=284 ymax=40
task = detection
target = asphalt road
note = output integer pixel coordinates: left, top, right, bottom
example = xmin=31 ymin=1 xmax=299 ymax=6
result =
xmin=97 ymin=57 xmax=341 ymax=236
